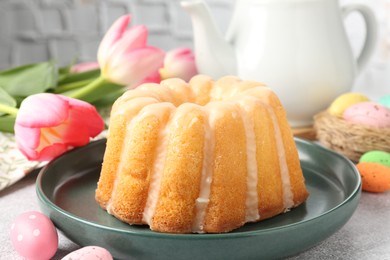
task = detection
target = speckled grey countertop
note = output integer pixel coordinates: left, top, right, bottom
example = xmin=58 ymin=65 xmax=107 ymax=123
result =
xmin=0 ymin=168 xmax=389 ymax=260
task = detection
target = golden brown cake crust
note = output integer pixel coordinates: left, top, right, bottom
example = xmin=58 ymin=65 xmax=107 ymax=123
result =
xmin=151 ymin=105 xmax=205 ymax=233
xmin=254 ymin=103 xmax=285 ymax=220
xmin=203 ymin=103 xmax=247 ymax=233
xmin=96 ymin=75 xmax=309 ymax=234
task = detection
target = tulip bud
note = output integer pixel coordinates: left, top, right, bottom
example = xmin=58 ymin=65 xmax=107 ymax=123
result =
xmin=98 ymin=15 xmax=165 ymax=88
xmin=14 ymin=93 xmax=104 ymax=161
xmin=159 ymin=48 xmax=198 ymax=82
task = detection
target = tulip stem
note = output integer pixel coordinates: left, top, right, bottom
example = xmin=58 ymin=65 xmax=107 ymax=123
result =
xmin=54 ymin=79 xmax=95 ymax=93
xmin=0 ymin=103 xmax=19 ymax=116
xmin=68 ymin=76 xmax=118 ymax=103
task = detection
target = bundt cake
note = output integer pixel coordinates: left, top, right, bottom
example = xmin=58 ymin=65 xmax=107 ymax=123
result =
xmin=95 ymin=75 xmax=309 ymax=234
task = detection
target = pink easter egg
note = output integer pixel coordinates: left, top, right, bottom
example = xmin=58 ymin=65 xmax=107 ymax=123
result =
xmin=61 ymin=246 xmax=113 ymax=260
xmin=10 ymin=211 xmax=58 ymax=260
xmin=343 ymin=101 xmax=390 ymax=128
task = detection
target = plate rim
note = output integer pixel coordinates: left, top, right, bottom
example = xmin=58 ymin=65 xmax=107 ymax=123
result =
xmin=36 ymin=138 xmax=361 ymax=240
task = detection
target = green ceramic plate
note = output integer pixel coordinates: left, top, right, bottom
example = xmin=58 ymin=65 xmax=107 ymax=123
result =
xmin=36 ymin=138 xmax=361 ymax=260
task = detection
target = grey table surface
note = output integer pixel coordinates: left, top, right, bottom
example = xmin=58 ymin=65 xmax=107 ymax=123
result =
xmin=1 ymin=168 xmax=390 ymax=260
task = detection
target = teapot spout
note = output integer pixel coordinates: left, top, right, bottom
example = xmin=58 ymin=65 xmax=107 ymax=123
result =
xmin=181 ymin=0 xmax=236 ymax=78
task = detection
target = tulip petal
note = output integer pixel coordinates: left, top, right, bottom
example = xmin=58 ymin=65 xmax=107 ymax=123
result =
xmin=139 ymin=70 xmax=162 ymax=85
xmin=164 ymin=48 xmax=194 ymax=65
xmin=35 ymin=143 xmax=69 ymax=161
xmin=161 ymin=48 xmax=198 ymax=82
xmin=70 ymin=62 xmax=100 ymax=73
xmin=98 ymin=15 xmax=131 ymax=68
xmin=107 ymin=47 xmax=165 ymax=86
xmin=14 ymin=124 xmax=41 ymax=157
xmin=162 ymin=60 xmax=198 ymax=82
xmin=60 ymin=95 xmax=105 ymax=137
xmin=51 ymin=117 xmax=90 ymax=147
xmin=16 ymin=93 xmax=69 ymax=128
xmin=69 ymin=109 xmax=104 ymax=140
xmin=100 ymin=25 xmax=148 ymax=79
xmin=15 ymin=124 xmax=70 ymax=162
xmin=111 ymin=25 xmax=148 ymax=57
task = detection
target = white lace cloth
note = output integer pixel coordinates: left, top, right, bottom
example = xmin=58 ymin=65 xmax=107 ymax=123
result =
xmin=0 ymin=133 xmax=45 ymax=191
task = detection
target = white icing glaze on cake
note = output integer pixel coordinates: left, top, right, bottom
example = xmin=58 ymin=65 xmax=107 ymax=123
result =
xmin=142 ymin=103 xmax=175 ymax=225
xmin=237 ymin=98 xmax=260 ymax=222
xmin=267 ymin=107 xmax=294 ymax=210
xmin=106 ymin=80 xmax=295 ymax=233
xmin=192 ymin=107 xmax=214 ymax=233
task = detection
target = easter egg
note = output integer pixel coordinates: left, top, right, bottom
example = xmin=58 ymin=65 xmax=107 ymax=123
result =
xmin=62 ymin=246 xmax=113 ymax=260
xmin=357 ymin=162 xmax=390 ymax=193
xmin=10 ymin=211 xmax=58 ymax=260
xmin=378 ymin=95 xmax=390 ymax=109
xmin=343 ymin=102 xmax=390 ymax=128
xmin=328 ymin=92 xmax=369 ymax=117
xmin=360 ymin=151 xmax=390 ymax=168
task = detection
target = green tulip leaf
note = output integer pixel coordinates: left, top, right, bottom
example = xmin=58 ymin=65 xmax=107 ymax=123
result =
xmin=92 ymin=87 xmax=126 ymax=108
xmin=57 ymin=66 xmax=71 ymax=82
xmin=0 ymin=115 xmax=16 ymax=133
xmin=66 ymin=77 xmax=124 ymax=103
xmin=58 ymin=68 xmax=101 ymax=86
xmin=0 ymin=87 xmax=17 ymax=116
xmin=0 ymin=61 xmax=57 ymax=97
xmin=0 ymin=87 xmax=17 ymax=107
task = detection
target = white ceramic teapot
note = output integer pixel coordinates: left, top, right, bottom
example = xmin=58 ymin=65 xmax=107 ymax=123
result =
xmin=181 ymin=0 xmax=377 ymax=127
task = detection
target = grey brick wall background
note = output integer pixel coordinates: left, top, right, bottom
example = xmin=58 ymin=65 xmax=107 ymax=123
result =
xmin=0 ymin=0 xmax=388 ymax=99
xmin=0 ymin=0 xmax=234 ymax=70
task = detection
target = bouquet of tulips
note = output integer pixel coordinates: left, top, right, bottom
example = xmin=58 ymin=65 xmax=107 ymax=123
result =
xmin=0 ymin=15 xmax=197 ymax=162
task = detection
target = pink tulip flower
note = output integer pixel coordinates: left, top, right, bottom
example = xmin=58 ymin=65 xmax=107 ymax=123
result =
xmin=138 ymin=70 xmax=161 ymax=85
xmin=159 ymin=48 xmax=198 ymax=82
xmin=98 ymin=15 xmax=165 ymax=88
xmin=70 ymin=62 xmax=100 ymax=73
xmin=14 ymin=93 xmax=104 ymax=161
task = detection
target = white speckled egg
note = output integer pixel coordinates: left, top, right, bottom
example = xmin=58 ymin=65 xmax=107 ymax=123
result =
xmin=10 ymin=211 xmax=58 ymax=260
xmin=62 ymin=246 xmax=113 ymax=260
xmin=343 ymin=101 xmax=390 ymax=128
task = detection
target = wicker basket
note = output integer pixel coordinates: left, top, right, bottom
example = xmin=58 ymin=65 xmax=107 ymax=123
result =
xmin=314 ymin=111 xmax=390 ymax=162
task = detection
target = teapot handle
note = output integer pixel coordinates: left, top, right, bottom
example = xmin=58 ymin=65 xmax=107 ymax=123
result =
xmin=342 ymin=4 xmax=378 ymax=74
